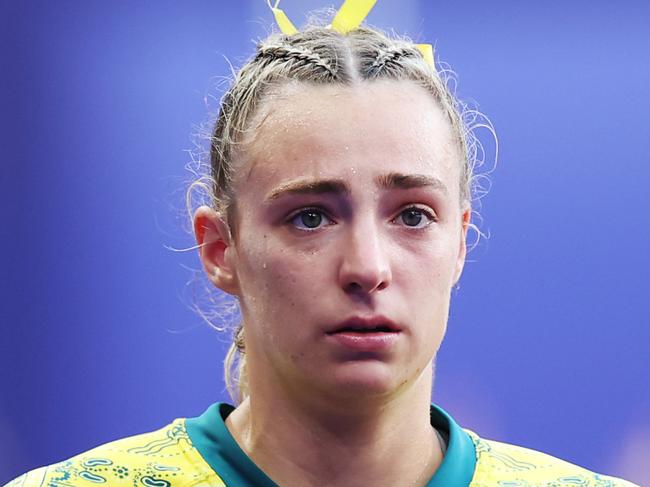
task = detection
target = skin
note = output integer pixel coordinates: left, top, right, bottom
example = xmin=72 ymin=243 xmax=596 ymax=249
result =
xmin=194 ymin=79 xmax=470 ymax=487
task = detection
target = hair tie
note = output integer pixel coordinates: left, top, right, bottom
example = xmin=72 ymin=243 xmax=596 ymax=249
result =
xmin=267 ymin=0 xmax=435 ymax=68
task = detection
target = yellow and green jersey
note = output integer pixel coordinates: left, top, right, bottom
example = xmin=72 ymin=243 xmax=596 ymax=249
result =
xmin=5 ymin=403 xmax=637 ymax=486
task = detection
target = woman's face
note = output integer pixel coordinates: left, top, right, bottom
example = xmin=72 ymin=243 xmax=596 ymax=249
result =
xmin=219 ymin=80 xmax=469 ymax=403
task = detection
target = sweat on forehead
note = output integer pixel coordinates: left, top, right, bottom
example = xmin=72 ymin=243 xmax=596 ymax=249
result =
xmin=236 ymin=80 xmax=462 ymax=191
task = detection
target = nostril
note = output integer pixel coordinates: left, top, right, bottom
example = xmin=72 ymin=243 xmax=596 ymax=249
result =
xmin=344 ymin=279 xmax=389 ymax=294
xmin=345 ymin=281 xmax=363 ymax=293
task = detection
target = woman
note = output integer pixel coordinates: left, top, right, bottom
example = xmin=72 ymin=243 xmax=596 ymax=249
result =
xmin=6 ymin=2 xmax=637 ymax=486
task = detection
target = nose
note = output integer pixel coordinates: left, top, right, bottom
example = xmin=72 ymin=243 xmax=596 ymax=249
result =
xmin=338 ymin=220 xmax=392 ymax=296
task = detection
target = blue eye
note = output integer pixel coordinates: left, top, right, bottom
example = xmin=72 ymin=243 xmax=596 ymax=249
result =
xmin=290 ymin=208 xmax=332 ymax=231
xmin=397 ymin=207 xmax=435 ymax=228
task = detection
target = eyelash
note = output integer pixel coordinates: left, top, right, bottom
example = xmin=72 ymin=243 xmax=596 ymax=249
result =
xmin=287 ymin=205 xmax=437 ymax=232
xmin=287 ymin=207 xmax=334 ymax=232
xmin=392 ymin=205 xmax=437 ymax=229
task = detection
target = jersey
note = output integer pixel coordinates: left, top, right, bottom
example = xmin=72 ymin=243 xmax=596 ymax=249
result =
xmin=5 ymin=402 xmax=638 ymax=487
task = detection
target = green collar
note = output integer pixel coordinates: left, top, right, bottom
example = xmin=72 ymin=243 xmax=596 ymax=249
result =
xmin=186 ymin=402 xmax=476 ymax=486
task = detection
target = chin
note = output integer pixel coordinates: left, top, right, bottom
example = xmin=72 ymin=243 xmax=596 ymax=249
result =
xmin=322 ymin=361 xmax=414 ymax=399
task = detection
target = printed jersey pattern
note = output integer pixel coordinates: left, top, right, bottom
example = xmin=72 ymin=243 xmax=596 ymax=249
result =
xmin=5 ymin=420 xmax=223 ymax=487
xmin=465 ymin=431 xmax=636 ymax=487
xmin=6 ymin=419 xmax=637 ymax=487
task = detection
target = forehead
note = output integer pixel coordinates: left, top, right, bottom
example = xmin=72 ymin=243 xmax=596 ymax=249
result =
xmin=237 ymin=80 xmax=461 ymax=196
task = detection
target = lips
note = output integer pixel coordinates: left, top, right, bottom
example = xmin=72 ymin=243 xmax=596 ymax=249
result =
xmin=326 ymin=316 xmax=401 ymax=335
xmin=325 ymin=316 xmax=402 ymax=352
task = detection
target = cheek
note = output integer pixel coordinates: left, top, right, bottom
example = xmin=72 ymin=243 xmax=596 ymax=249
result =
xmin=237 ymin=242 xmax=330 ymax=371
xmin=236 ymin=235 xmax=321 ymax=326
xmin=397 ymin=235 xmax=459 ymax=289
xmin=395 ymin=242 xmax=456 ymax=335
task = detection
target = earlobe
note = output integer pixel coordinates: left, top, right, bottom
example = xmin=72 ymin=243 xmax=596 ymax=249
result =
xmin=453 ymin=208 xmax=471 ymax=286
xmin=193 ymin=205 xmax=239 ymax=295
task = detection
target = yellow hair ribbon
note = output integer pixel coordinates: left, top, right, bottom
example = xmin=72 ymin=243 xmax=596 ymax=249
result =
xmin=331 ymin=0 xmax=377 ymax=34
xmin=268 ymin=0 xmax=298 ymax=35
xmin=266 ymin=0 xmax=435 ymax=68
xmin=415 ymin=43 xmax=434 ymax=68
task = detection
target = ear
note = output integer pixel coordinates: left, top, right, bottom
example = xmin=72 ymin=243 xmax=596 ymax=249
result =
xmin=193 ymin=205 xmax=240 ymax=296
xmin=452 ymin=206 xmax=471 ymax=286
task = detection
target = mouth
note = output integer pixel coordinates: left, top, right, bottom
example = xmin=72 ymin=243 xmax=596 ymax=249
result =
xmin=326 ymin=316 xmax=402 ymax=335
xmin=325 ymin=316 xmax=402 ymax=352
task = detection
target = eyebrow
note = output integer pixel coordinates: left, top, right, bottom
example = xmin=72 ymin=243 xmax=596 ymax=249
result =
xmin=266 ymin=179 xmax=351 ymax=201
xmin=265 ymin=172 xmax=448 ymax=202
xmin=376 ymin=172 xmax=449 ymax=195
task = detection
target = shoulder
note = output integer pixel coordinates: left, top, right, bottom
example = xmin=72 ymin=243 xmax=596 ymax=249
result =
xmin=465 ymin=430 xmax=638 ymax=487
xmin=4 ymin=419 xmax=224 ymax=487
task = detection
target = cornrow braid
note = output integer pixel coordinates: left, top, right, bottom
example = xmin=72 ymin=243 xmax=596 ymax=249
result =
xmin=368 ymin=46 xmax=419 ymax=76
xmin=256 ymin=44 xmax=338 ymax=79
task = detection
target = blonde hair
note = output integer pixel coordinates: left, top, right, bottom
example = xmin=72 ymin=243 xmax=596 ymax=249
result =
xmin=189 ymin=22 xmax=493 ymax=404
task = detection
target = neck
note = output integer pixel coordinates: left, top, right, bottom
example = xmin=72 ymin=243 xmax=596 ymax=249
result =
xmin=226 ymin=364 xmax=442 ymax=487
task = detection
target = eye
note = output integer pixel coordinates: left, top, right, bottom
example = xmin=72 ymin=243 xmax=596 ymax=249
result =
xmin=394 ymin=206 xmax=436 ymax=229
xmin=289 ymin=208 xmax=333 ymax=231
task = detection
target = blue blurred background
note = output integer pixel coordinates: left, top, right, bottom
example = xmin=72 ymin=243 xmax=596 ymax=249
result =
xmin=1 ymin=1 xmax=649 ymax=484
